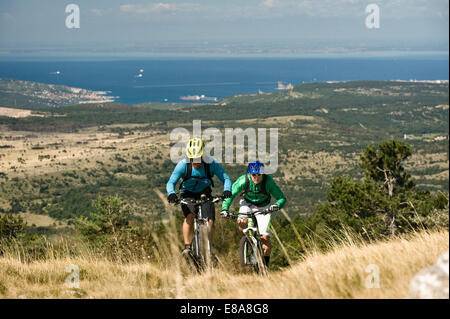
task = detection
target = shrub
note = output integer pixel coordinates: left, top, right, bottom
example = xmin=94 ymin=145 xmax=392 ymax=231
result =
xmin=0 ymin=214 xmax=26 ymax=240
xmin=74 ymin=195 xmax=158 ymax=261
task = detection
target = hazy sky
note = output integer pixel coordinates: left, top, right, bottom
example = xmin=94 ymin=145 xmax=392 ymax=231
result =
xmin=0 ymin=0 xmax=448 ymax=54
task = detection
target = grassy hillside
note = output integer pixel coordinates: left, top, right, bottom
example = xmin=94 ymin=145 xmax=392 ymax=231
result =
xmin=0 ymin=229 xmax=447 ymax=299
xmin=0 ymin=80 xmax=448 ymax=233
xmin=0 ymin=80 xmax=448 ymax=300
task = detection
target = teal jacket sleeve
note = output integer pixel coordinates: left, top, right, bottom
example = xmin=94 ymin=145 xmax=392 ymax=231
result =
xmin=211 ymin=160 xmax=232 ymax=192
xmin=166 ymin=160 xmax=186 ymax=195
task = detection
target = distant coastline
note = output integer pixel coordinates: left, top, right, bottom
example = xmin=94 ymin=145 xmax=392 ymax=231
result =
xmin=0 ymin=78 xmax=117 ymax=108
xmin=326 ymin=79 xmax=449 ymax=84
xmin=0 ymin=57 xmax=448 ymax=105
xmin=1 ymin=78 xmax=448 ymax=111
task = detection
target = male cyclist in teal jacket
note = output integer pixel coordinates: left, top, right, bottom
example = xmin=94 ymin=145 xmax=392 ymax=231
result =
xmin=221 ymin=161 xmax=286 ymax=268
xmin=167 ymin=138 xmax=232 ymax=255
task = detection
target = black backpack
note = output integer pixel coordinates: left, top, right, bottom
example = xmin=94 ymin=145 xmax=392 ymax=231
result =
xmin=241 ymin=174 xmax=271 ymax=205
xmin=179 ymin=159 xmax=214 ymax=190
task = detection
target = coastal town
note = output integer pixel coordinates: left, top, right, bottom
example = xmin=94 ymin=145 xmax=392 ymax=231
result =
xmin=0 ymin=79 xmax=116 ymax=108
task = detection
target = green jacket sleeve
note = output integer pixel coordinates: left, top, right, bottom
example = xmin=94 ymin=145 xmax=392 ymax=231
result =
xmin=266 ymin=175 xmax=287 ymax=209
xmin=221 ymin=175 xmax=246 ymax=211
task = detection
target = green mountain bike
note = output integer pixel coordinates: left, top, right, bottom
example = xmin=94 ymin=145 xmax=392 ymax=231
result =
xmin=226 ymin=207 xmax=272 ymax=276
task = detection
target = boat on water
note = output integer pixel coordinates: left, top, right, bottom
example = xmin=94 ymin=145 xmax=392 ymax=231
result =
xmin=180 ymin=94 xmax=217 ymax=102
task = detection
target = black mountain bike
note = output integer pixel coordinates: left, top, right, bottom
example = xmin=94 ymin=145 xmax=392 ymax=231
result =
xmin=226 ymin=207 xmax=273 ymax=276
xmin=178 ymin=195 xmax=224 ymax=272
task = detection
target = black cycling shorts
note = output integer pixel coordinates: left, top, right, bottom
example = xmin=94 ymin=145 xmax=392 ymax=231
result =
xmin=180 ymin=188 xmax=215 ymax=221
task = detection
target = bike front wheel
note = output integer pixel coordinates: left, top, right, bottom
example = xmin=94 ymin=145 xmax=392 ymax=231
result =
xmin=239 ymin=236 xmax=267 ymax=276
xmin=192 ymin=223 xmax=212 ymax=271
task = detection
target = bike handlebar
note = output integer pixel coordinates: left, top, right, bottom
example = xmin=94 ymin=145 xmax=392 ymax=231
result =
xmin=224 ymin=208 xmax=272 ymax=219
xmin=177 ymin=195 xmax=224 ymax=206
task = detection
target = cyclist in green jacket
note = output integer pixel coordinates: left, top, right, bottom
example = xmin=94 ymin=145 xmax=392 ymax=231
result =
xmin=220 ymin=161 xmax=286 ymax=268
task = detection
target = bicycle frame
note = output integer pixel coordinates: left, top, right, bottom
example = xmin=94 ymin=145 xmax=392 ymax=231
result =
xmin=239 ymin=208 xmax=269 ymax=238
xmin=242 ymin=214 xmax=259 ymax=237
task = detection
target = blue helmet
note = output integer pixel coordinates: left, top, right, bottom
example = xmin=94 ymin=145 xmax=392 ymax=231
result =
xmin=247 ymin=161 xmax=264 ymax=174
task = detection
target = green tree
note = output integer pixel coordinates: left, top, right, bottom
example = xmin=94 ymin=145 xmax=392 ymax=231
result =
xmin=75 ymin=195 xmax=132 ymax=245
xmin=74 ymin=195 xmax=160 ymax=261
xmin=311 ymin=140 xmax=448 ymax=238
xmin=0 ymin=214 xmax=26 ymax=240
xmin=312 ymin=176 xmax=390 ymax=239
xmin=359 ymin=140 xmax=414 ymax=198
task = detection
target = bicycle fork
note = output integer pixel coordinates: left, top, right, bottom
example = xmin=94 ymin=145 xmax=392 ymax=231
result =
xmin=199 ymin=207 xmax=212 ymax=255
xmin=193 ymin=207 xmax=211 ymax=263
xmin=242 ymin=218 xmax=259 ymax=264
xmin=193 ymin=219 xmax=200 ymax=258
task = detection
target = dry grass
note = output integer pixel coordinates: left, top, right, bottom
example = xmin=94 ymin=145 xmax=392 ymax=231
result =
xmin=18 ymin=213 xmax=67 ymax=228
xmin=0 ymin=106 xmax=45 ymax=118
xmin=0 ymin=107 xmax=32 ymax=118
xmin=0 ymin=126 xmax=168 ymax=179
xmin=0 ymin=229 xmax=447 ymax=299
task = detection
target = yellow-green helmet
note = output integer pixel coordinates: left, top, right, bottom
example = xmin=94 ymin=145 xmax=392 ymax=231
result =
xmin=185 ymin=138 xmax=204 ymax=159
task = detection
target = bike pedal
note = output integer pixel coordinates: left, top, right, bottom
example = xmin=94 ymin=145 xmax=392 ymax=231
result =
xmin=181 ymin=248 xmax=192 ymax=256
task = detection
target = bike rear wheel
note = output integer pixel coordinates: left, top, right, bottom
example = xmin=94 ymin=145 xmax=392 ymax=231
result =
xmin=239 ymin=236 xmax=267 ymax=275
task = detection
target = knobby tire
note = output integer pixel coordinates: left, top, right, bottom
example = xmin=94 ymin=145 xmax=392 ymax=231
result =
xmin=239 ymin=236 xmax=267 ymax=276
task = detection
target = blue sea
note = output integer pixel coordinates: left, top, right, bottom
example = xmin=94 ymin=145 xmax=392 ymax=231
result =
xmin=0 ymin=55 xmax=448 ymax=105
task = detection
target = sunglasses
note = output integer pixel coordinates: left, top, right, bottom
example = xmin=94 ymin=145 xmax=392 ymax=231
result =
xmin=251 ymin=173 xmax=262 ymax=177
